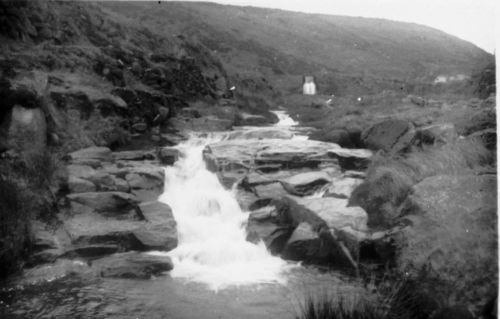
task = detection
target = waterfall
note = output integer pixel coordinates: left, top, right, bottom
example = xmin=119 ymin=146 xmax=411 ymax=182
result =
xmin=272 ymin=110 xmax=299 ymax=127
xmin=156 ymin=133 xmax=290 ymax=291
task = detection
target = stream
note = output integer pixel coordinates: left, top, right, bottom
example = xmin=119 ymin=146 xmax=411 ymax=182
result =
xmin=0 ymin=111 xmax=369 ymax=319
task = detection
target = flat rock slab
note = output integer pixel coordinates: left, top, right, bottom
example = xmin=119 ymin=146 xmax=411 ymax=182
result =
xmin=280 ymin=171 xmax=332 ymax=196
xmin=68 ymin=146 xmax=112 ymax=162
xmin=293 ymin=197 xmax=368 ymax=232
xmin=63 ymin=211 xmax=177 ymax=252
xmin=112 ymin=150 xmax=156 ymax=161
xmin=93 ymin=252 xmax=173 ymax=279
xmin=227 ymin=128 xmax=294 ymax=140
xmin=324 ymin=177 xmax=363 ymax=199
xmin=66 ymin=191 xmax=139 ymax=215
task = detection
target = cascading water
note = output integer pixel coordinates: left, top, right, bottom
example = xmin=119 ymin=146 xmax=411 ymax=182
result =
xmin=156 ymin=133 xmax=290 ymax=290
xmin=273 ymin=110 xmax=299 ymax=127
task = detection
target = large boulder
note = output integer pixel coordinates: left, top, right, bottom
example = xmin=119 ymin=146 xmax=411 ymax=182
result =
xmin=281 ymin=222 xmax=333 ymax=263
xmin=246 ymin=206 xmax=294 ymax=255
xmin=397 ymin=174 xmax=497 ymax=308
xmin=361 ymin=119 xmax=415 ymax=153
xmin=349 ymin=167 xmax=414 ymax=228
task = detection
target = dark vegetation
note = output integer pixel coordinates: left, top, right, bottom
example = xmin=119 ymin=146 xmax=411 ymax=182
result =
xmin=0 ymin=150 xmax=63 ymax=277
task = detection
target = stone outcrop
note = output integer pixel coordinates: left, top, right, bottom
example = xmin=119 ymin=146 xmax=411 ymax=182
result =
xmin=29 ymin=145 xmax=177 ymax=276
xmin=202 ymin=131 xmax=376 ymax=268
xmin=361 ymin=119 xmax=415 ymax=153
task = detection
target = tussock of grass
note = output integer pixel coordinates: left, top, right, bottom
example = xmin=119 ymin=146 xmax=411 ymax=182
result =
xmin=297 ymin=277 xmax=441 ymax=319
xmin=297 ymin=292 xmax=384 ymax=319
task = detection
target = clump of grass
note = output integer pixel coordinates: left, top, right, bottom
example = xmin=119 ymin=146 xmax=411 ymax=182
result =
xmin=297 ymin=276 xmax=441 ymax=319
xmin=298 ymin=294 xmax=385 ymax=319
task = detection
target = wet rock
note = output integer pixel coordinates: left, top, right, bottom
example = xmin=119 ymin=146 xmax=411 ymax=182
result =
xmin=175 ymin=116 xmax=233 ymax=132
xmin=280 ymin=171 xmax=330 ymax=196
xmin=160 ymin=132 xmax=187 ymax=146
xmin=67 ymin=164 xmax=97 ymax=179
xmin=361 ymin=119 xmax=415 ymax=153
xmin=293 ymin=197 xmax=368 ymax=232
xmin=323 ymin=176 xmax=362 ymax=199
xmin=254 ymin=182 xmax=288 ymax=199
xmin=281 ymin=222 xmax=331 ymax=263
xmin=66 ymin=192 xmax=139 ymax=215
xmin=235 ymin=112 xmax=271 ymax=126
xmin=158 ymin=147 xmax=180 ymax=165
xmin=61 ymin=245 xmax=120 ymax=259
xmin=227 ymin=128 xmax=293 ymax=140
xmin=327 ymin=148 xmax=372 ymax=170
xmin=68 ymin=176 xmax=96 ymax=193
xmin=246 ymin=205 xmax=293 ymax=255
xmin=235 ymin=189 xmax=259 ymax=211
xmin=68 ymin=146 xmax=112 ymax=162
xmin=106 ymin=163 xmax=164 ymax=194
xmin=111 ymin=176 xmax=130 ymax=193
xmin=64 ymin=212 xmax=177 ymax=252
xmin=204 ymin=139 xmax=339 ymax=185
xmin=93 ymin=252 xmax=173 ymax=279
xmin=112 ymin=150 xmax=156 ymax=161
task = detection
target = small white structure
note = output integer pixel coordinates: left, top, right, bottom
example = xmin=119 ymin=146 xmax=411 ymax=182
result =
xmin=302 ymin=76 xmax=317 ymax=95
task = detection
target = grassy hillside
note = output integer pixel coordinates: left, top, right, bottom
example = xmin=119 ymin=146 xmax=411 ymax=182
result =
xmin=101 ymin=1 xmax=493 ymax=96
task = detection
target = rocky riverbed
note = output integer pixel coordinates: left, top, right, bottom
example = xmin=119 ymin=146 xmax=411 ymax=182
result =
xmin=1 ymin=111 xmax=382 ymax=318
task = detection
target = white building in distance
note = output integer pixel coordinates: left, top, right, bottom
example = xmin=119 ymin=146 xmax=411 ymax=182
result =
xmin=303 ymin=76 xmax=317 ymax=95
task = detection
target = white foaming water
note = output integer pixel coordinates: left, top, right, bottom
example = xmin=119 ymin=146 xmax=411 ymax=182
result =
xmin=272 ymin=110 xmax=299 ymax=127
xmin=157 ymin=133 xmax=290 ymax=290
